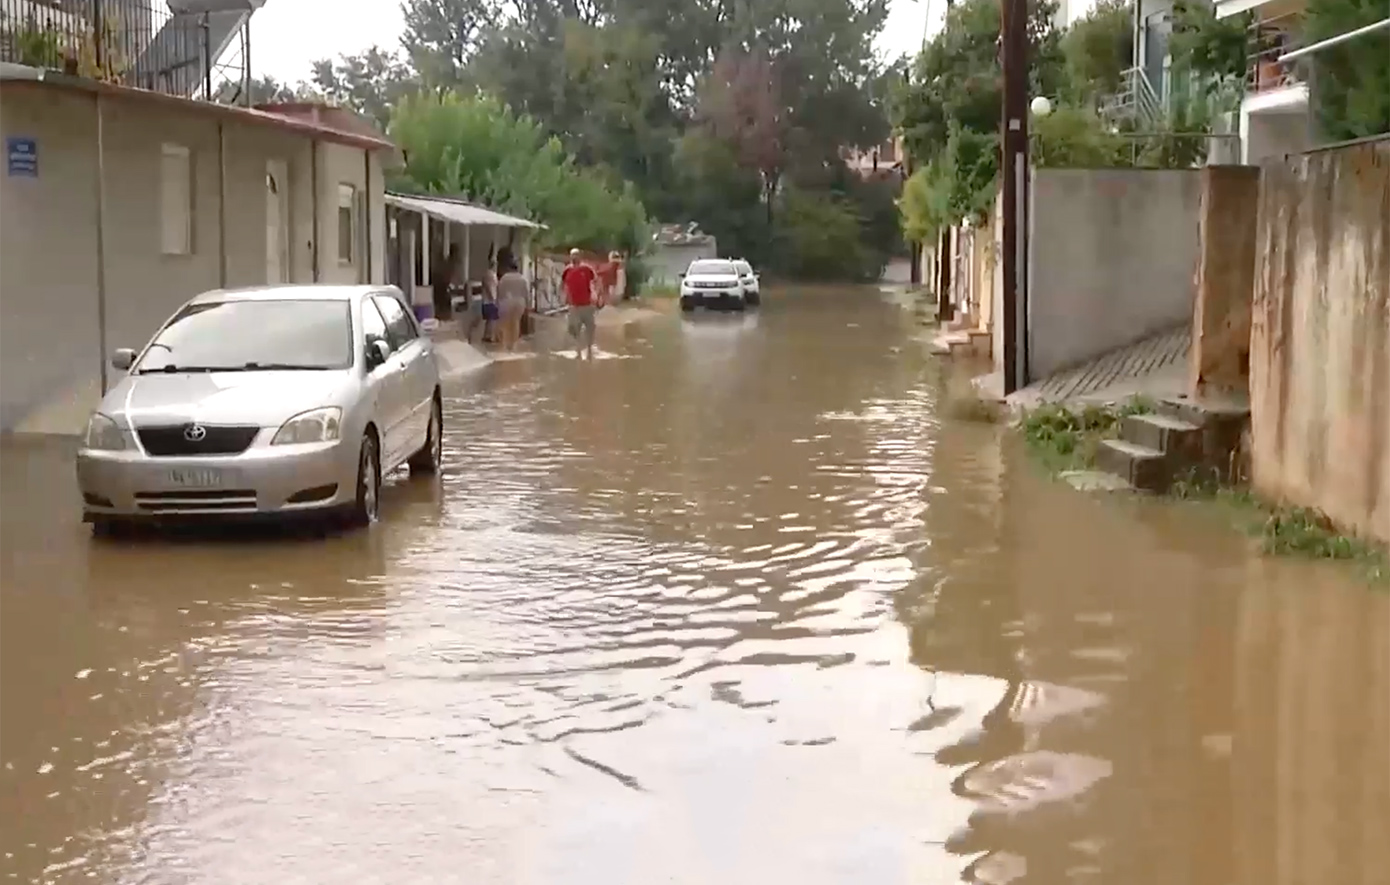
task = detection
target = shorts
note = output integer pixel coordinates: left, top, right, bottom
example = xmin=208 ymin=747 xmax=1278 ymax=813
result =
xmin=482 ymin=302 xmax=500 ymax=322
xmin=567 ymin=304 xmax=597 ymax=338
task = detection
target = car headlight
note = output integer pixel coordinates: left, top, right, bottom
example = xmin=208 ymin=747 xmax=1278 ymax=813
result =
xmin=272 ymin=407 xmax=342 ymax=445
xmin=84 ymin=413 xmax=128 ymax=451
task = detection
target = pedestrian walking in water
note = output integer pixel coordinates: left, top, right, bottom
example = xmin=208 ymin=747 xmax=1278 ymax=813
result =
xmin=496 ymin=254 xmax=529 ymax=353
xmin=561 ymin=248 xmax=599 ymax=361
xmin=481 ymin=248 xmax=500 ymax=344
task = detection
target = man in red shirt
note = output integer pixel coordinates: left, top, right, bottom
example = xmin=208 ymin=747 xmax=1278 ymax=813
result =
xmin=561 ymin=248 xmax=599 ymax=361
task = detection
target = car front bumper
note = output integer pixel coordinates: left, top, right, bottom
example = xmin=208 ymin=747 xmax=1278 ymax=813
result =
xmin=681 ymin=288 xmax=745 ymax=307
xmin=76 ymin=437 xmax=359 ymax=521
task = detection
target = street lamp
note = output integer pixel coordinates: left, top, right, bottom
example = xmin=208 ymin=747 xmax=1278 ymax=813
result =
xmin=1030 ymin=96 xmax=1053 ymax=118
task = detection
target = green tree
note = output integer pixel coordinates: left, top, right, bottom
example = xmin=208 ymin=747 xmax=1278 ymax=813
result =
xmin=1168 ymin=0 xmax=1249 ymax=83
xmin=1060 ymin=0 xmax=1133 ymax=105
xmin=895 ymin=0 xmax=1064 ymax=228
xmin=1304 ymin=0 xmax=1390 ymax=140
xmin=389 ymin=91 xmax=650 ymax=253
xmin=309 ymin=46 xmax=420 ymax=130
xmin=772 ymin=188 xmax=875 ymax=281
xmin=400 ymin=0 xmax=501 ymax=89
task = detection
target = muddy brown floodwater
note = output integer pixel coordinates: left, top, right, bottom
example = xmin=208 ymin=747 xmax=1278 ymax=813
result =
xmin=2 ymin=288 xmax=1388 ymax=885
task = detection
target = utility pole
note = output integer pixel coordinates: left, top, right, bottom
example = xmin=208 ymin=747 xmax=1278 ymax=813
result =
xmin=902 ymin=68 xmax=922 ymax=289
xmin=1000 ymin=0 xmax=1029 ymax=394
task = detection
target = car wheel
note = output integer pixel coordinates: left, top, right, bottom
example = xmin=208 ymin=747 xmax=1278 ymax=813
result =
xmin=730 ymin=297 xmax=747 ymax=312
xmin=680 ymin=297 xmax=695 ymax=313
xmin=409 ymin=397 xmax=443 ymax=476
xmin=349 ymin=433 xmax=381 ymax=527
xmin=746 ymin=291 xmax=760 ymax=307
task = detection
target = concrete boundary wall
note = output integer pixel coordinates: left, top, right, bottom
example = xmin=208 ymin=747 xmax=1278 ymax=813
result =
xmin=1027 ymin=169 xmax=1202 ymax=382
xmin=1249 ymin=139 xmax=1390 ymax=543
xmin=1190 ymin=166 xmax=1261 ymax=399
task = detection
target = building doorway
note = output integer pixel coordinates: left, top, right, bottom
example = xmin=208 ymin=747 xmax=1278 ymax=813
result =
xmin=266 ymin=160 xmax=290 ymax=284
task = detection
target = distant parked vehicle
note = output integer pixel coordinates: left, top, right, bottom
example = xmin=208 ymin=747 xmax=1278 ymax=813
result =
xmin=679 ymin=259 xmax=747 ymax=312
xmin=733 ymin=259 xmax=761 ymax=306
xmin=76 ymin=285 xmax=443 ymax=535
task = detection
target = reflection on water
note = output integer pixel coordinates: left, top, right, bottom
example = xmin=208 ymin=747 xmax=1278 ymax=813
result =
xmin=2 ymin=291 xmax=1387 ymax=884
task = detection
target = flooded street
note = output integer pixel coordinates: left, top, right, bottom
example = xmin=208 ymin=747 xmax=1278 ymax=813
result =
xmin=2 ymin=288 xmax=1387 ymax=884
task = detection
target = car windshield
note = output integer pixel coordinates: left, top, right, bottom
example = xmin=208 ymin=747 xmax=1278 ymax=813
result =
xmin=134 ymin=299 xmax=353 ymax=374
xmin=689 ymin=260 xmax=736 ymax=276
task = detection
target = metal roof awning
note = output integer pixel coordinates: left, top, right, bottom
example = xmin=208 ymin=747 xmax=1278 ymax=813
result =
xmin=385 ymin=192 xmax=545 ymax=230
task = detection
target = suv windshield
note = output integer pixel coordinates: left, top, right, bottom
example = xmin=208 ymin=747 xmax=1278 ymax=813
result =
xmin=134 ymin=299 xmax=353 ymax=374
xmin=689 ymin=260 xmax=736 ymax=275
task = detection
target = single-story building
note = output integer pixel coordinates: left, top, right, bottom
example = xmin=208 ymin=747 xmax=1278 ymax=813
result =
xmin=0 ymin=63 xmax=397 ymax=434
xmin=382 ymin=192 xmax=544 ymax=321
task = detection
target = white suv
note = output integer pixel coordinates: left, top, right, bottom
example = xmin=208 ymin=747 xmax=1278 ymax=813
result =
xmin=733 ymin=259 xmax=761 ymax=306
xmin=679 ymin=259 xmax=747 ymax=312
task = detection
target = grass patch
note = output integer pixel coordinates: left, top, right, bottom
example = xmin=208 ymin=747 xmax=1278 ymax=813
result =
xmin=1018 ymin=396 xmax=1154 ymax=472
xmin=1167 ymin=468 xmax=1388 ymax=585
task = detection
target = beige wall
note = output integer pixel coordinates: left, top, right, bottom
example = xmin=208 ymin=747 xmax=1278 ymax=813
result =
xmin=1249 ymin=139 xmax=1390 ymax=544
xmin=1027 ymin=169 xmax=1203 ymax=381
xmin=0 ymin=83 xmax=387 ymax=432
xmin=1190 ymin=165 xmax=1261 ymax=399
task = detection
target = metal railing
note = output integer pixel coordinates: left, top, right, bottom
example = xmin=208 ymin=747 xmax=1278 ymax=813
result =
xmin=1247 ymin=12 xmax=1305 ymax=95
xmin=0 ymin=0 xmax=241 ymax=100
xmin=1102 ymin=66 xmax=1163 ymax=126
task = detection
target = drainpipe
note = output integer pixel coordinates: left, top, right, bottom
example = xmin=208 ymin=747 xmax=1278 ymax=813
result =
xmin=94 ymin=93 xmax=108 ymax=395
xmin=363 ymin=151 xmax=373 ymax=283
xmin=311 ymin=140 xmax=321 ymax=282
xmin=217 ymin=121 xmax=228 ymax=287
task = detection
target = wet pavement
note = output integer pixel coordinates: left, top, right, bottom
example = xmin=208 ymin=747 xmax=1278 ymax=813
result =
xmin=2 ymin=288 xmax=1388 ymax=884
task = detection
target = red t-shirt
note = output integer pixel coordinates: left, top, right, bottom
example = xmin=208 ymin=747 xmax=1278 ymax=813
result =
xmin=562 ymin=264 xmax=597 ymax=307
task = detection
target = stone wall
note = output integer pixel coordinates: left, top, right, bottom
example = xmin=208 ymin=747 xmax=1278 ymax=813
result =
xmin=1249 ymin=138 xmax=1390 ymax=544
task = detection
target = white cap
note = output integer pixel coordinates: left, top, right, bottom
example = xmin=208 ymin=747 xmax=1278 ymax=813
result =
xmin=569 ymin=248 xmax=582 ymax=256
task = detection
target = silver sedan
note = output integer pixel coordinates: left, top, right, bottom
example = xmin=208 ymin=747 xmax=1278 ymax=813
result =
xmin=76 ymin=285 xmax=443 ymax=534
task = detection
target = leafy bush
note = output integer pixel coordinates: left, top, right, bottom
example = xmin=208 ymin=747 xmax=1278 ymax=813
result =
xmin=771 ymin=188 xmax=881 ymax=282
xmin=1304 ymin=0 xmax=1390 ymax=141
xmin=389 ymin=91 xmax=650 ymax=253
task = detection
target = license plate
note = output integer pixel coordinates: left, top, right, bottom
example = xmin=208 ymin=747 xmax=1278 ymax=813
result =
xmin=168 ymin=468 xmax=223 ymax=489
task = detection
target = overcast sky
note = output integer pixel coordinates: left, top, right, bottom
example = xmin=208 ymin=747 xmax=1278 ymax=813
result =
xmin=248 ymin=0 xmax=946 ymax=84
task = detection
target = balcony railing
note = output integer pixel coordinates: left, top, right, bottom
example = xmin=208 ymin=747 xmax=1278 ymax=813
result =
xmin=1247 ymin=12 xmax=1305 ymax=95
xmin=1101 ymin=66 xmax=1163 ymax=126
xmin=0 ymin=0 xmax=230 ymax=99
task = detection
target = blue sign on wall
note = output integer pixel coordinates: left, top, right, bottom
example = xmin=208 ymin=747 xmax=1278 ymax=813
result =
xmin=6 ymin=137 xmax=38 ymax=178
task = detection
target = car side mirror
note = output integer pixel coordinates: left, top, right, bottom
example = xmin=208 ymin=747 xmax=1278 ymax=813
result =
xmin=110 ymin=348 xmax=136 ymax=371
xmin=678 ymin=273 xmax=686 ymax=279
xmin=366 ymin=339 xmax=391 ymax=369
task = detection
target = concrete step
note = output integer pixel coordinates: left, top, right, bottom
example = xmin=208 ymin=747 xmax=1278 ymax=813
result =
xmin=1121 ymin=412 xmax=1202 ymax=460
xmin=1095 ymin=438 xmax=1169 ymax=492
xmin=1157 ymin=394 xmax=1250 ymax=429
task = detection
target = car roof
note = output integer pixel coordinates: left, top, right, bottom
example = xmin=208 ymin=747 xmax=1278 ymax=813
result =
xmin=187 ymin=285 xmax=401 ymax=305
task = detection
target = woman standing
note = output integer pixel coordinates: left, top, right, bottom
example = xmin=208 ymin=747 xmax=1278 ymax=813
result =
xmin=496 ymin=255 xmax=529 ymax=352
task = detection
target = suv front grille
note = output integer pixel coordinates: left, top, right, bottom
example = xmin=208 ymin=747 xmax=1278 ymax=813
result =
xmin=136 ymin=424 xmax=259 ymax=457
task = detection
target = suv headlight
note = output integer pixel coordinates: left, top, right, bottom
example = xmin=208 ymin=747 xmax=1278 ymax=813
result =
xmin=84 ymin=413 xmax=128 ymax=451
xmin=272 ymin=407 xmax=342 ymax=445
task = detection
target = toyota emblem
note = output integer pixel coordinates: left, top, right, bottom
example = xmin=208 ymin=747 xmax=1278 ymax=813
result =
xmin=183 ymin=423 xmax=208 ymax=442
